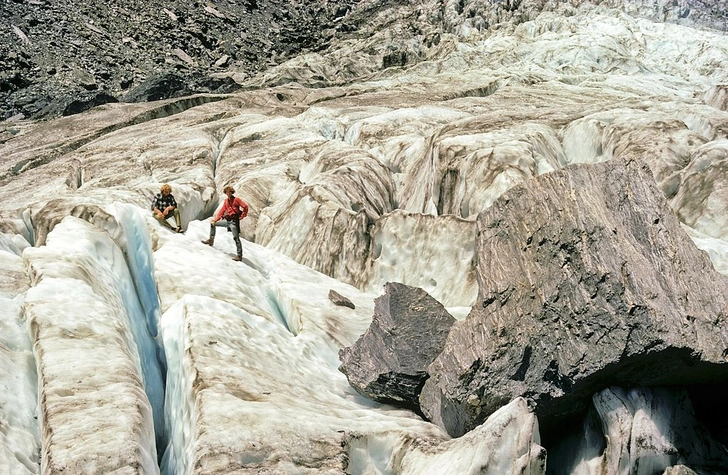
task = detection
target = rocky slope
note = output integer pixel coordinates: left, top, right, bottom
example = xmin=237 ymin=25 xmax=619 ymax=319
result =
xmin=0 ymin=0 xmax=361 ymax=120
xmin=2 ymin=0 xmax=726 ymax=122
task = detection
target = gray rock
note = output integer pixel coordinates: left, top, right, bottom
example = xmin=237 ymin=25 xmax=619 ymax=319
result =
xmin=420 ymin=158 xmax=728 ymax=437
xmin=328 ymin=289 xmax=355 ymax=309
xmin=339 ymin=282 xmax=456 ymax=410
xmin=61 ymin=92 xmax=118 ymax=116
xmin=214 ymin=55 xmax=230 ymax=68
xmin=123 ymin=72 xmax=190 ymax=103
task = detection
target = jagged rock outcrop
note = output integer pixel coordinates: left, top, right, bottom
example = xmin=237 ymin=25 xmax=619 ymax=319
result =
xmin=420 ymin=157 xmax=728 ymax=437
xmin=549 ymin=386 xmax=728 ymax=474
xmin=339 ymin=282 xmax=456 ymax=410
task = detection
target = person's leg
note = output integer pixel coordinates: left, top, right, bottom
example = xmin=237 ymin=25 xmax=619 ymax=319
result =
xmin=154 ymin=211 xmax=174 ymax=229
xmin=202 ymin=220 xmax=227 ymax=245
xmin=172 ymin=209 xmax=182 ymax=230
xmin=231 ymin=219 xmax=242 ymax=260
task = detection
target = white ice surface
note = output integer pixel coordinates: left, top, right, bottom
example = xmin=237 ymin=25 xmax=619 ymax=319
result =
xmin=0 ymin=250 xmax=38 ymax=475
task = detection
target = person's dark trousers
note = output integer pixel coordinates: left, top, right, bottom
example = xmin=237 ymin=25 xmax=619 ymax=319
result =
xmin=207 ymin=218 xmax=242 ymax=258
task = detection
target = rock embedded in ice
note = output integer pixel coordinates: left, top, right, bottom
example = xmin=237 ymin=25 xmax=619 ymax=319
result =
xmin=339 ymin=282 xmax=456 ymax=411
xmin=421 ymin=157 xmax=728 ymax=437
xmin=329 ymin=289 xmax=356 ymax=309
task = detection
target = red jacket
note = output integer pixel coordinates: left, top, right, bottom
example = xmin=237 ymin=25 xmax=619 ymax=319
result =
xmin=216 ymin=196 xmax=248 ymax=221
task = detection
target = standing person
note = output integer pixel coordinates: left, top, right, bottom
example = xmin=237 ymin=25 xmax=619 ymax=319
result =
xmin=152 ymin=183 xmax=183 ymax=233
xmin=202 ymin=185 xmax=249 ymax=261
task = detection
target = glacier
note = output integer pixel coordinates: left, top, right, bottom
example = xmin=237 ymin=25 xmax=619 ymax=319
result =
xmin=2 ymin=1 xmax=728 ymax=474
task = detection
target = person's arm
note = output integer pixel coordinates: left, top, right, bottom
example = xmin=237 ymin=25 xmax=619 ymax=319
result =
xmin=152 ymin=196 xmax=164 ymax=217
xmin=165 ymin=196 xmax=177 ymax=214
xmin=212 ymin=201 xmax=226 ymax=223
xmin=237 ymin=198 xmax=249 ymax=218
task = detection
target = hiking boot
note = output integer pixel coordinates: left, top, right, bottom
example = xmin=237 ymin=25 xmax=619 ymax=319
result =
xmin=232 ymin=256 xmax=242 ymax=262
xmin=201 ymin=239 xmax=213 ymax=246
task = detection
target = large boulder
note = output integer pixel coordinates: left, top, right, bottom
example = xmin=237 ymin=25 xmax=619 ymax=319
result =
xmin=339 ymin=282 xmax=456 ymax=411
xmin=420 ymin=157 xmax=728 ymax=437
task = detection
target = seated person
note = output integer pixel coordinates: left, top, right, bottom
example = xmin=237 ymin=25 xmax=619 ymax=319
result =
xmin=151 ymin=183 xmax=182 ymax=232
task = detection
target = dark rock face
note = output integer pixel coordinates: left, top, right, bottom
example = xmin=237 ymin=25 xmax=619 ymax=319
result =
xmin=339 ymin=282 xmax=455 ymax=411
xmin=0 ymin=0 xmax=362 ymax=121
xmin=420 ymin=158 xmax=728 ymax=437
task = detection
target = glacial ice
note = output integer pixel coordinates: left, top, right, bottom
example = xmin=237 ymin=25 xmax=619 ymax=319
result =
xmin=1 ymin=2 xmax=728 ymax=474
